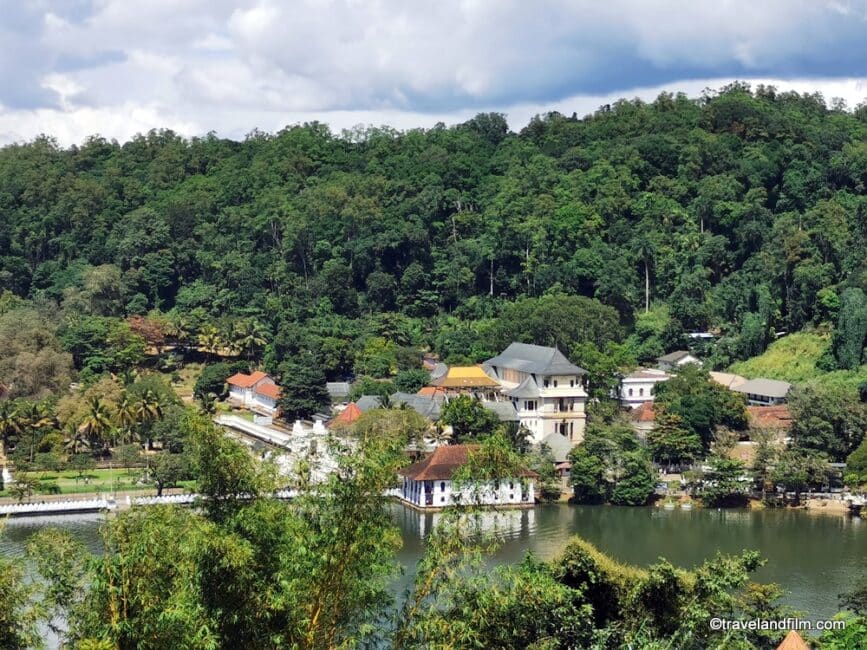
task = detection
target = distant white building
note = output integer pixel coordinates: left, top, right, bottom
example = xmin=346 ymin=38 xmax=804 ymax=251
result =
xmin=227 ymin=371 xmax=281 ymax=414
xmin=619 ymin=368 xmax=671 ymax=408
xmin=657 ymin=350 xmax=701 ymax=371
xmin=483 ymin=343 xmax=588 ymax=445
xmin=397 ymin=444 xmax=536 ymax=510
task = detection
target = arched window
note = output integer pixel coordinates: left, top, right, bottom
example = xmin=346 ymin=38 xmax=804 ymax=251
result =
xmin=639 ymin=388 xmax=644 ymax=396
xmin=628 ymin=388 xmax=633 ymax=396
xmin=440 ymin=482 xmax=446 ymax=491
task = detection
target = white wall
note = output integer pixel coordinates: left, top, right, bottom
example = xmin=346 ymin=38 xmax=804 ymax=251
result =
xmin=399 ymin=477 xmax=535 ymax=508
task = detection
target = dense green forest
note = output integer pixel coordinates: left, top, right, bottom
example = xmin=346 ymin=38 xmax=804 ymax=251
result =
xmin=1 ymin=82 xmax=866 ymax=393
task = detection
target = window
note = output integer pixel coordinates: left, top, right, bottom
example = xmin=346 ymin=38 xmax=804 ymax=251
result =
xmin=525 ymin=400 xmax=537 ymax=411
xmin=639 ymin=388 xmax=644 ymax=396
xmin=553 ymin=380 xmax=558 ymax=387
xmin=509 ymin=481 xmax=514 ymax=489
xmin=570 ymin=379 xmax=574 ymax=387
xmin=510 ymin=494 xmax=514 ymax=500
xmin=543 ymin=379 xmax=549 ymax=387
xmin=440 ymin=482 xmax=446 ymax=491
xmin=441 ymin=497 xmax=445 ymax=503
xmin=628 ymin=388 xmax=633 ymax=396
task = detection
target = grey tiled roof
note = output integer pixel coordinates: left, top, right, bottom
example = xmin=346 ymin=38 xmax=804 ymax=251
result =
xmin=326 ymin=382 xmax=352 ymax=398
xmin=731 ymin=378 xmax=792 ymax=398
xmin=540 ymin=432 xmax=574 ymax=463
xmin=657 ymin=350 xmax=692 ymax=363
xmin=355 ymin=395 xmax=384 ymax=412
xmin=503 ymin=375 xmax=541 ymax=398
xmin=390 ymin=392 xmax=444 ymax=420
xmin=429 ymin=363 xmax=449 ymax=380
xmin=484 ymin=342 xmax=586 ymax=376
xmin=483 ymin=400 xmax=518 ymax=422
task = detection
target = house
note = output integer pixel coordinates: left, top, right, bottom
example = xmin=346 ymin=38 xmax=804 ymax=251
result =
xmin=731 ymin=378 xmax=792 ymax=406
xmin=657 ymin=350 xmax=701 ymax=371
xmin=709 ymin=371 xmax=747 ymax=390
xmin=429 ymin=365 xmax=501 ymax=400
xmin=630 ymin=401 xmax=657 ymax=439
xmin=483 ymin=343 xmax=588 ymax=445
xmin=226 ymin=371 xmax=281 ymax=414
xmin=619 ymin=368 xmax=670 ymax=408
xmin=397 ymin=444 xmax=537 ymax=509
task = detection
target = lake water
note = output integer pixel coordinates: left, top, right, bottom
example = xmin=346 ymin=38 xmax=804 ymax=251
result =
xmin=3 ymin=504 xmax=865 ymax=625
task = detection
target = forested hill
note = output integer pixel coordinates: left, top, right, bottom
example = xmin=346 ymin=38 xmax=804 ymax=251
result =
xmin=1 ymin=83 xmax=866 ymax=385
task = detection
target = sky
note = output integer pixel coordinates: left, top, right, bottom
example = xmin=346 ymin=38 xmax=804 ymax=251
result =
xmin=3 ymin=0 xmax=867 ymax=145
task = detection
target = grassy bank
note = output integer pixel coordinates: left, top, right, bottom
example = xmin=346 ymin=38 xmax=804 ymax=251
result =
xmin=729 ymin=332 xmax=867 ymax=391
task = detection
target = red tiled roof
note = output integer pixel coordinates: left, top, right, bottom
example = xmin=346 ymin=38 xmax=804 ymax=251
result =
xmin=747 ymin=405 xmax=792 ymax=430
xmin=254 ymin=382 xmax=281 ymax=399
xmin=631 ymin=401 xmax=656 ymax=423
xmin=399 ymin=444 xmax=538 ymax=481
xmin=227 ymin=371 xmax=268 ymax=388
xmin=332 ymin=402 xmax=362 ymax=425
xmin=416 ymin=386 xmax=444 ymax=398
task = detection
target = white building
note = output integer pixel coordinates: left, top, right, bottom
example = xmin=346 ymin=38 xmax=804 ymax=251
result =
xmin=657 ymin=350 xmax=701 ymax=371
xmin=227 ymin=371 xmax=281 ymax=414
xmin=397 ymin=445 xmax=536 ymax=510
xmin=619 ymin=368 xmax=671 ymax=408
xmin=483 ymin=343 xmax=588 ymax=445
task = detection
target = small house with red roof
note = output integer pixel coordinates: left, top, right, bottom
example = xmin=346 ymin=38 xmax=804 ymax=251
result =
xmin=331 ymin=402 xmax=363 ymax=427
xmin=398 ymin=444 xmax=537 ymax=509
xmin=227 ymin=371 xmax=281 ymax=414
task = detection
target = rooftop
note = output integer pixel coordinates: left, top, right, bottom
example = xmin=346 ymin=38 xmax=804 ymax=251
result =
xmin=747 ymin=405 xmax=792 ymax=429
xmin=399 ymin=444 xmax=537 ymax=481
xmin=356 ymin=395 xmax=383 ymax=412
xmin=484 ymin=342 xmax=586 ymax=376
xmin=326 ymin=381 xmax=352 ymax=398
xmin=502 ymin=375 xmax=541 ymax=398
xmin=254 ymin=382 xmax=281 ymax=399
xmin=540 ymin=432 xmax=573 ymax=463
xmin=430 ymin=365 xmax=500 ymax=388
xmin=483 ymin=400 xmax=519 ymax=422
xmin=631 ymin=401 xmax=656 ymax=423
xmin=226 ymin=371 xmax=269 ymax=388
xmin=732 ymin=378 xmax=792 ymax=398
xmin=657 ymin=350 xmax=693 ymax=363
xmin=331 ymin=402 xmax=362 ymax=426
xmin=709 ymin=371 xmax=748 ymax=389
xmin=623 ymin=368 xmax=671 ymax=381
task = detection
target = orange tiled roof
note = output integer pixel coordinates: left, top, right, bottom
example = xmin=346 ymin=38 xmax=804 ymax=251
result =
xmin=777 ymin=630 xmax=810 ymax=650
xmin=399 ymin=445 xmax=538 ymax=481
xmin=747 ymin=405 xmax=792 ymax=430
xmin=631 ymin=401 xmax=656 ymax=423
xmin=227 ymin=371 xmax=268 ymax=388
xmin=417 ymin=386 xmax=444 ymax=397
xmin=254 ymin=382 xmax=281 ymax=399
xmin=332 ymin=402 xmax=362 ymax=425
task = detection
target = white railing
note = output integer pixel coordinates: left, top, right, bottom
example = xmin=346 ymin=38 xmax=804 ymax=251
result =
xmin=0 ymin=497 xmax=116 ymax=516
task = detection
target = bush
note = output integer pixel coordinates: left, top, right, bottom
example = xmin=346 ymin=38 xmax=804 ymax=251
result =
xmin=36 ymin=480 xmax=61 ymax=495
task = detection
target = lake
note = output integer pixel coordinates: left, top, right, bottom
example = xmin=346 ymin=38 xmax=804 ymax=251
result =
xmin=3 ymin=504 xmax=865 ymax=625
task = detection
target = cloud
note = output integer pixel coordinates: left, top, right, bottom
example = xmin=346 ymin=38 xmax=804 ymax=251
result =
xmin=2 ymin=1 xmax=867 ymax=145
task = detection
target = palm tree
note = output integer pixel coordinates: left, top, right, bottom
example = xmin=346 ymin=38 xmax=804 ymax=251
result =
xmin=135 ymin=389 xmax=164 ymax=449
xmin=0 ymin=402 xmax=23 ymax=456
xmin=632 ymin=236 xmax=657 ymax=314
xmin=79 ymin=397 xmax=113 ymax=453
xmin=20 ymin=402 xmax=56 ymax=463
xmin=115 ymin=392 xmax=137 ymax=446
xmin=197 ymin=324 xmax=223 ymax=361
xmin=234 ymin=319 xmax=268 ymax=361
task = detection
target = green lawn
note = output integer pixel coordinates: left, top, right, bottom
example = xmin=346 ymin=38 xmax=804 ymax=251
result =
xmin=1 ymin=467 xmax=197 ymax=497
xmin=729 ymin=331 xmax=867 ymax=391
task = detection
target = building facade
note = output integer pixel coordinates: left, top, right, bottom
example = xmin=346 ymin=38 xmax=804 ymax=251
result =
xmin=397 ymin=445 xmax=536 ymax=509
xmin=226 ymin=371 xmax=281 ymax=414
xmin=483 ymin=343 xmax=588 ymax=444
xmin=619 ymin=368 xmax=671 ymax=408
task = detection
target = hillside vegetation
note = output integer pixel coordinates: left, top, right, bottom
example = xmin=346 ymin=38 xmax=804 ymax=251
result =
xmin=0 ymin=83 xmax=865 ymax=397
xmin=730 ymin=331 xmax=867 ymax=391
